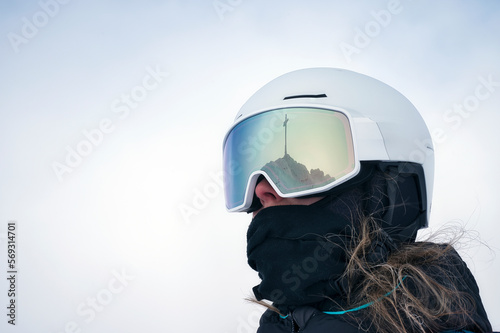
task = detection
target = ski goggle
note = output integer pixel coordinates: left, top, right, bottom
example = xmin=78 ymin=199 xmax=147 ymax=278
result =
xmin=223 ymin=107 xmax=360 ymax=212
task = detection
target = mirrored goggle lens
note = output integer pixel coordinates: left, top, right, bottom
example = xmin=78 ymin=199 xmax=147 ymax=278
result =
xmin=223 ymin=108 xmax=357 ymax=211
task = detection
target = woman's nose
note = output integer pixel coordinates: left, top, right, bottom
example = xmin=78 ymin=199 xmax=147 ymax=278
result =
xmin=254 ymin=178 xmax=284 ymax=208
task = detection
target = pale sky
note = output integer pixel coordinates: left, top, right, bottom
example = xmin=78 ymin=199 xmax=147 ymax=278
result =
xmin=1 ymin=1 xmax=499 ymax=331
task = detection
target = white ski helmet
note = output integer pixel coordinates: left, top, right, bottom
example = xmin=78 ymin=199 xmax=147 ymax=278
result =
xmin=223 ymin=68 xmax=434 ymax=232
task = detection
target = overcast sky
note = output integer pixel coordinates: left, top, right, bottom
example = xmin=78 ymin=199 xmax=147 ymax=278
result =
xmin=1 ymin=1 xmax=499 ymax=332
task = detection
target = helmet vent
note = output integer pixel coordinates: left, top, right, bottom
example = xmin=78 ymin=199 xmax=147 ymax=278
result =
xmin=283 ymin=94 xmax=327 ymax=100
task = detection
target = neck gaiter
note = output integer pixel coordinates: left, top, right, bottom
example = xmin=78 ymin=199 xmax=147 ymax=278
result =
xmin=246 ymin=204 xmax=353 ymax=313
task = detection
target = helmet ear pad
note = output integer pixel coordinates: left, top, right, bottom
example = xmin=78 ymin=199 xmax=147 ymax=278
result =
xmin=364 ymin=163 xmax=425 ymax=243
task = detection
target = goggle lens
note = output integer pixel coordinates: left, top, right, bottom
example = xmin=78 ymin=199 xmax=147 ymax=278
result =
xmin=223 ymin=108 xmax=358 ymax=211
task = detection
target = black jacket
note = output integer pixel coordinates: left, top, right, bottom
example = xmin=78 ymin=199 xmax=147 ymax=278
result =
xmin=257 ymin=305 xmax=492 ymax=333
xmin=255 ymin=247 xmax=493 ymax=333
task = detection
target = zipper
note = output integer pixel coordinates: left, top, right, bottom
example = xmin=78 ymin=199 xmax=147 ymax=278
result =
xmin=291 ymin=316 xmax=300 ymax=332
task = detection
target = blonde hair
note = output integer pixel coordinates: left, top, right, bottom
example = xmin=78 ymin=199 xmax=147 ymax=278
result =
xmin=341 ymin=215 xmax=481 ymax=333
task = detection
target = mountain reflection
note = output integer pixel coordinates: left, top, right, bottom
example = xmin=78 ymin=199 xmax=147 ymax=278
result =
xmin=261 ymin=153 xmax=333 ymax=190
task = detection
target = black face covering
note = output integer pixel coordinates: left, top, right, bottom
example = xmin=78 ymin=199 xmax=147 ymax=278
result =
xmin=246 ymin=166 xmax=419 ymax=313
xmin=247 ymin=203 xmax=355 ymax=313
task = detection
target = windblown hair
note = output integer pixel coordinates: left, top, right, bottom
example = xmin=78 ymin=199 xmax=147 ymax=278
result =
xmin=342 ymin=215 xmax=481 ymax=333
xmin=248 ymin=214 xmax=483 ymax=332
